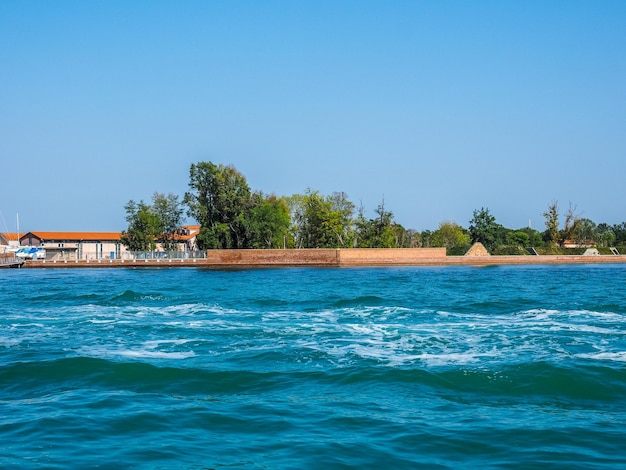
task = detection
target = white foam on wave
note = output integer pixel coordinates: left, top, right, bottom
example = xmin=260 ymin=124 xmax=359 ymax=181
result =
xmin=275 ymin=304 xmax=626 ymax=367
xmin=38 ymin=298 xmax=626 ymax=369
xmin=142 ymin=339 xmax=194 ymax=348
xmin=576 ymin=351 xmax=626 ymax=362
xmin=78 ymin=337 xmax=198 ymax=360
xmin=302 ymin=335 xmax=490 ymax=367
xmin=0 ymin=335 xmax=22 ymax=347
xmin=572 ymin=309 xmax=624 ymax=319
xmin=90 ymin=302 xmax=231 ymax=319
xmin=10 ymin=323 xmax=45 ymax=328
xmin=415 ymin=352 xmax=483 ymax=366
xmin=284 ymin=314 xmax=497 ymax=366
xmin=80 ymin=345 xmax=196 ymax=360
xmin=116 ymin=349 xmax=196 ymax=359
xmin=566 ymin=324 xmax=620 ymax=335
xmin=519 ymin=308 xmax=562 ymax=319
xmin=160 ymin=303 xmax=212 ymax=315
xmin=519 ymin=308 xmax=624 ymax=321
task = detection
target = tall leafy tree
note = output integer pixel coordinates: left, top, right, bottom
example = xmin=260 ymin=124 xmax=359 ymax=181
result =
xmin=300 ymin=190 xmax=331 ymax=248
xmin=505 ymin=230 xmax=530 ymax=247
xmin=286 ymin=190 xmax=356 ymax=248
xmin=543 ymin=201 xmax=560 ymax=246
xmin=120 ymin=200 xmax=161 ymax=251
xmin=285 ymin=193 xmax=307 ymax=248
xmin=543 ymin=201 xmax=583 ymax=246
xmin=245 ymin=193 xmax=292 ymax=248
xmin=420 ymin=230 xmax=433 ymax=248
xmin=356 ymin=199 xmax=397 ymax=248
xmin=327 ymin=192 xmax=356 ymax=247
xmin=184 ymin=162 xmax=252 ymax=249
xmin=596 ymin=223 xmax=615 ymax=247
xmin=399 ymin=228 xmax=421 ymax=248
xmin=469 ymin=207 xmax=502 ymax=251
xmin=572 ymin=218 xmax=597 ymax=246
xmin=431 ymin=221 xmax=470 ymax=251
xmin=516 ymin=227 xmax=543 ymax=247
xmin=152 ymin=192 xmax=184 ymax=251
xmin=560 ymin=203 xmax=581 ymax=245
xmin=612 ymin=222 xmax=626 ymax=246
xmin=120 ymin=193 xmax=184 ymax=252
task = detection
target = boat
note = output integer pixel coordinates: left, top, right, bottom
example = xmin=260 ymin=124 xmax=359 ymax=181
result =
xmin=15 ymin=247 xmax=46 ymax=260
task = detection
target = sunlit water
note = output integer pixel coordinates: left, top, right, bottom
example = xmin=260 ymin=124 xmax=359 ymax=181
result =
xmin=2 ymin=265 xmax=626 ymax=469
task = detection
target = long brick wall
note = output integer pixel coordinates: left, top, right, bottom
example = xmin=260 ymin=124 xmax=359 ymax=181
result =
xmin=203 ymin=249 xmax=339 ymax=266
xmin=337 ymin=248 xmax=446 ymax=265
xmin=17 ymin=249 xmax=626 ymax=268
xmin=18 ymin=248 xmax=447 ymax=268
xmin=200 ymin=248 xmax=448 ymax=266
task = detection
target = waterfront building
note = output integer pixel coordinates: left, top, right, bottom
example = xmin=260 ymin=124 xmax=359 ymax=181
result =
xmin=17 ymin=226 xmax=201 ymax=261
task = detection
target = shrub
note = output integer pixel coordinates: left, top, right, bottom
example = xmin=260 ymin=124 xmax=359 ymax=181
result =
xmin=447 ymin=244 xmax=472 ymax=256
xmin=491 ymin=245 xmax=529 ymax=255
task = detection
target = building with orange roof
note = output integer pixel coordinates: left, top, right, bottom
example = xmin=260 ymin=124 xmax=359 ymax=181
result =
xmin=173 ymin=225 xmax=200 ymax=251
xmin=20 ymin=231 xmax=127 ymax=261
xmin=0 ymin=233 xmax=21 ymax=253
xmin=18 ymin=225 xmax=201 ymax=261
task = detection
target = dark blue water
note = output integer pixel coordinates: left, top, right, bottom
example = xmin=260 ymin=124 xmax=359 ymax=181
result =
xmin=2 ymin=265 xmax=626 ymax=469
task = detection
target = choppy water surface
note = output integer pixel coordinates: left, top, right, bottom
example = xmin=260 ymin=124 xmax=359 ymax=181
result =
xmin=2 ymin=265 xmax=626 ymax=468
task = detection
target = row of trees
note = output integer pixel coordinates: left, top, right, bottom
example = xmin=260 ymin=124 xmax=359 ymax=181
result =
xmin=182 ymin=162 xmax=418 ymax=249
xmin=121 ymin=161 xmax=626 ymax=253
xmin=424 ymin=203 xmax=626 ymax=254
xmin=121 ymin=162 xmax=419 ymax=251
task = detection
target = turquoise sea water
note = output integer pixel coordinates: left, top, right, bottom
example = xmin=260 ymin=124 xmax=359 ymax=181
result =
xmin=1 ymin=265 xmax=626 ymax=469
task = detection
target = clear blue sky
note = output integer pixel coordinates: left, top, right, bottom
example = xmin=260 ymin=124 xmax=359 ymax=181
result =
xmin=1 ymin=1 xmax=625 ymax=233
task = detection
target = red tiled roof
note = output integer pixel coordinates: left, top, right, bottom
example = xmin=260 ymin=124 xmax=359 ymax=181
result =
xmin=1 ymin=233 xmax=20 ymax=241
xmin=25 ymin=232 xmax=122 ymax=241
xmin=22 ymin=226 xmax=200 ymax=243
xmin=176 ymin=225 xmax=201 ymax=241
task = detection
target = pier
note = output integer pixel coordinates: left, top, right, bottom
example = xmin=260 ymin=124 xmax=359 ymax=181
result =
xmin=0 ymin=254 xmax=24 ymax=268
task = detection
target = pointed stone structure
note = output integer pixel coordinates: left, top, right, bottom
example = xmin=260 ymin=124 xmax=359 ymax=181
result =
xmin=465 ymin=242 xmax=490 ymax=257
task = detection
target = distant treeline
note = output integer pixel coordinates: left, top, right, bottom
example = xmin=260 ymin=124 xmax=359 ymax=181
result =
xmin=121 ymin=161 xmax=626 ymax=254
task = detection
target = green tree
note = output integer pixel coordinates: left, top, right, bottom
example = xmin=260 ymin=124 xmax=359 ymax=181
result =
xmin=572 ymin=218 xmax=597 ymax=246
xmin=516 ymin=227 xmax=543 ymax=247
xmin=120 ymin=193 xmax=185 ymax=252
xmin=356 ymin=199 xmax=397 ymax=248
xmin=560 ymin=203 xmax=581 ymax=245
xmin=327 ymin=192 xmax=356 ymax=247
xmin=431 ymin=221 xmax=471 ymax=252
xmin=420 ymin=230 xmax=433 ymax=248
xmin=393 ymin=224 xmax=422 ymax=248
xmin=120 ymin=200 xmax=161 ymax=251
xmin=596 ymin=223 xmax=615 ymax=247
xmin=300 ymin=189 xmax=331 ymax=248
xmin=469 ymin=207 xmax=502 ymax=251
xmin=400 ymin=229 xmax=422 ymax=248
xmin=184 ymin=162 xmax=252 ymax=249
xmin=613 ymin=222 xmax=626 ymax=246
xmin=285 ymin=193 xmax=307 ymax=248
xmin=286 ymin=190 xmax=356 ymax=248
xmin=543 ymin=201 xmax=560 ymax=246
xmin=505 ymin=230 xmax=529 ymax=247
xmin=152 ymin=192 xmax=184 ymax=251
xmin=245 ymin=193 xmax=292 ymax=248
